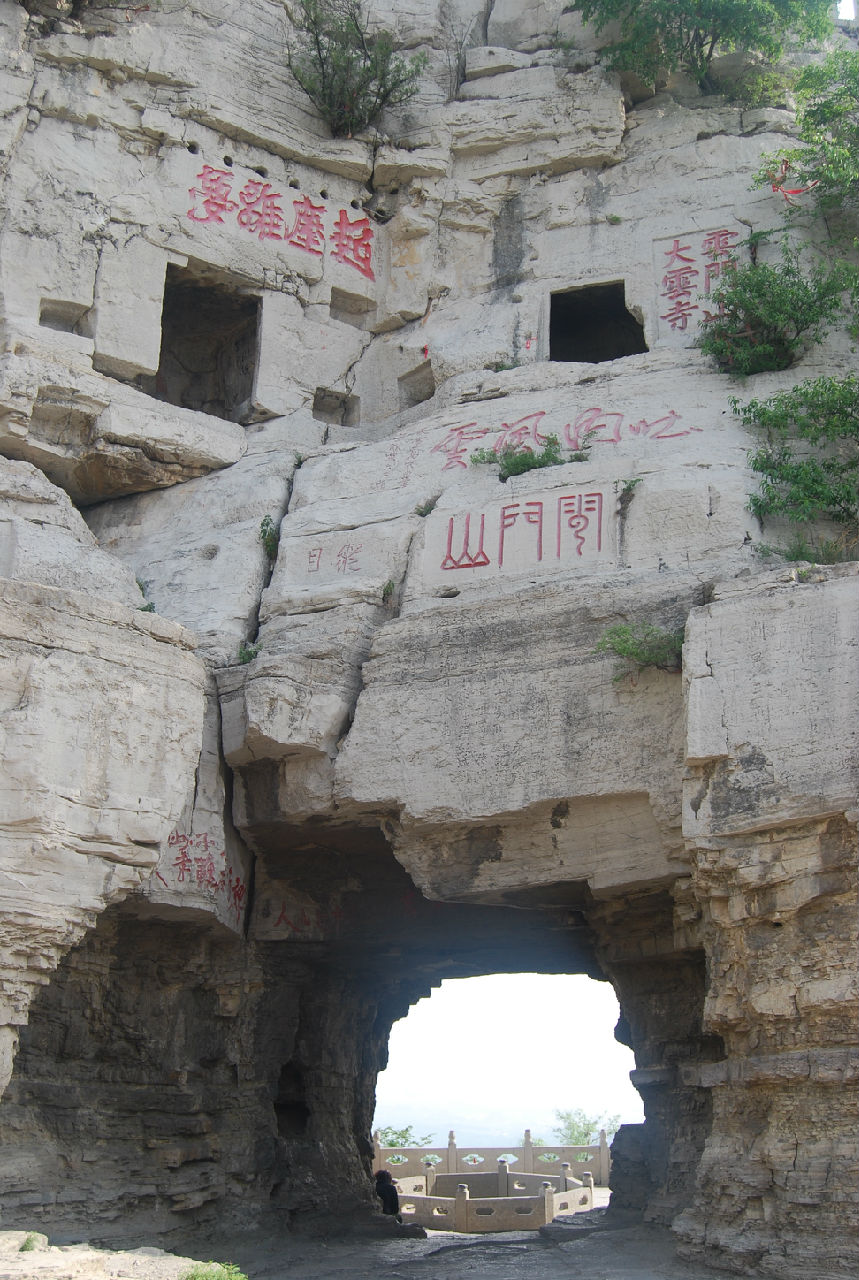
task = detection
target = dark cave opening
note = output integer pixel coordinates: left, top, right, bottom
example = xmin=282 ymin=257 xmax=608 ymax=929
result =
xmin=136 ymin=264 xmax=260 ymax=422
xmin=549 ymin=282 xmax=648 ymax=363
xmin=0 ymin=832 xmax=723 ymax=1247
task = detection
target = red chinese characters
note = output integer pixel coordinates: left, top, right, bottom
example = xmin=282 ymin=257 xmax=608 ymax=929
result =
xmin=186 ymin=164 xmax=375 ymax=279
xmin=441 ymin=512 xmax=490 ymax=569
xmin=431 ymin=422 xmax=488 ymax=471
xmin=499 ymin=500 xmax=544 ymax=566
xmin=330 ymin=210 xmax=375 ymax=280
xmin=285 ymin=195 xmax=326 ymax=255
xmin=658 ymin=228 xmax=740 ymax=332
xmin=237 ymin=180 xmax=285 ymax=241
xmin=335 ymin=542 xmax=362 ymax=573
xmin=165 ymin=830 xmax=247 ymax=927
xmin=557 ymin=492 xmax=602 ymax=556
xmin=565 ymin=406 xmax=693 ymax=450
xmin=441 ymin=491 xmax=605 ymax=573
xmin=432 ymin=407 xmax=699 ymax=473
xmin=187 ymin=166 xmax=238 ymax=224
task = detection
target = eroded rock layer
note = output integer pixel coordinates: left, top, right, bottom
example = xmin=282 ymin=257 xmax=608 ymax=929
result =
xmin=0 ymin=1 xmax=857 ymax=1275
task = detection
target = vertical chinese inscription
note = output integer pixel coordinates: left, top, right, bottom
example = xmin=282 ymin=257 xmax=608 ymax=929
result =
xmin=656 ymin=227 xmax=740 ymax=338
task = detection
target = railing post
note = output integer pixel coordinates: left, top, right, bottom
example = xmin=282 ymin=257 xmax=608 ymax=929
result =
xmin=455 ymin=1183 xmax=469 ymax=1232
xmin=497 ymin=1157 xmax=509 ymax=1197
xmin=598 ymin=1129 xmax=611 ymax=1186
xmin=542 ymin=1180 xmax=554 ymax=1226
xmin=523 ymin=1128 xmax=533 ymax=1174
xmin=423 ymin=1158 xmax=435 ymax=1195
xmin=448 ymin=1129 xmax=457 ymax=1174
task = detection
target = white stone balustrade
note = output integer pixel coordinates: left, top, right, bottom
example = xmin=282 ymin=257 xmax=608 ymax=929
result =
xmin=373 ymin=1126 xmax=611 ymax=1185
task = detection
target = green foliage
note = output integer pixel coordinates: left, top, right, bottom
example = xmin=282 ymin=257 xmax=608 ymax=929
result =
xmin=593 ymin=622 xmax=684 ymax=681
xmin=286 ymin=0 xmax=428 ymax=138
xmin=755 ymin=50 xmax=859 ymax=221
xmin=179 ymin=1265 xmax=249 ymax=1280
xmin=720 ymin=65 xmax=795 ymax=108
xmin=734 ymin=376 xmax=859 ymax=533
xmin=259 ymin=514 xmax=279 ymax=559
xmin=605 ymin=213 xmax=623 ymax=224
xmin=414 ymin=497 xmax=438 ymax=517
xmin=381 ymin=579 xmax=395 ymax=602
xmin=471 ymin=434 xmax=570 ymax=482
xmin=238 ymin=641 xmax=261 ymax=664
xmin=552 ymin=1108 xmax=621 ymax=1145
xmin=696 ymin=241 xmax=855 ymax=375
xmin=19 ymin=1234 xmax=42 ymax=1253
xmin=376 ymin=1124 xmax=435 ymax=1147
xmin=565 ymin=1 xmax=832 ymax=88
xmin=135 ymin=577 xmax=156 ymax=612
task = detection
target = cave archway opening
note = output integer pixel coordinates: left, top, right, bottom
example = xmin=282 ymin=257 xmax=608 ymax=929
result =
xmin=0 ymin=831 xmax=724 ymax=1248
xmin=373 ymin=972 xmax=641 ymax=1157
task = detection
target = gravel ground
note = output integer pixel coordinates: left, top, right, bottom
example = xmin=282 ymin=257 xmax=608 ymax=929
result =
xmin=0 ymin=1196 xmax=730 ymax=1280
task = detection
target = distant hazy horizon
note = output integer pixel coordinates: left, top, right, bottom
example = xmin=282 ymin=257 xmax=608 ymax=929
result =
xmin=372 ymin=973 xmax=644 ymax=1148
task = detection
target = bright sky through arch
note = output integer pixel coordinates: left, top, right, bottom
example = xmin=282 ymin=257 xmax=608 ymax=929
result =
xmin=373 ymin=973 xmax=644 ymax=1147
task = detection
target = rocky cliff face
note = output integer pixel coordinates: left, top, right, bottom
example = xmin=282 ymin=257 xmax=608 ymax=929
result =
xmin=0 ymin=1 xmax=856 ymax=1275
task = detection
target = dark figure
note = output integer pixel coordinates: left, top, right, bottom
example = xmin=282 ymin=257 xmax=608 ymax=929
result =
xmin=374 ymin=1168 xmax=400 ymax=1215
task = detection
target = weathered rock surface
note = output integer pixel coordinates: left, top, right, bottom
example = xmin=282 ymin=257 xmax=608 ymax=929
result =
xmin=0 ymin=1 xmax=856 ymax=1275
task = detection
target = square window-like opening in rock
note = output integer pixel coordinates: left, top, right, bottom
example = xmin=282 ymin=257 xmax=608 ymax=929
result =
xmin=312 ymin=387 xmax=360 ymax=427
xmin=137 ymin=265 xmax=260 ymax=421
xmin=398 ymin=361 xmax=436 ymax=412
xmin=329 ymin=285 xmax=376 ymax=329
xmin=550 ymin=282 xmax=648 ymax=363
xmin=39 ymin=299 xmax=92 ymax=336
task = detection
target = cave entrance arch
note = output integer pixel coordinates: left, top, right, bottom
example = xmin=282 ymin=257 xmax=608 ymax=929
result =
xmin=0 ymin=830 xmax=723 ymax=1246
xmin=373 ymin=972 xmax=641 ymax=1159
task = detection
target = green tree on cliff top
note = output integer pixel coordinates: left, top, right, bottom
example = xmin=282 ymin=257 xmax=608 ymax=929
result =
xmin=565 ymin=1 xmax=833 ymax=87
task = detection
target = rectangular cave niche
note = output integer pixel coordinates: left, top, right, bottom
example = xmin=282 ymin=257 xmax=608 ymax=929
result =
xmin=137 ymin=264 xmax=260 ymax=422
xmin=549 ymin=282 xmax=648 ymax=363
xmin=312 ymin=387 xmax=360 ymax=427
xmin=398 ymin=361 xmax=436 ymax=412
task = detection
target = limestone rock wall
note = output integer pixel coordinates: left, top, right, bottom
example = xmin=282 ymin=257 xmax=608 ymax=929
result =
xmin=0 ymin=0 xmax=857 ymax=1274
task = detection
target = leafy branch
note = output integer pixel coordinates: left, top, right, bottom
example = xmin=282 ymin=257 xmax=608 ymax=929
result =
xmin=286 ymin=0 xmax=427 ymax=138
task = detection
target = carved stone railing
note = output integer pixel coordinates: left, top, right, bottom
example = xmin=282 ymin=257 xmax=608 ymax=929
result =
xmin=372 ymin=1126 xmax=612 ymax=1186
xmin=392 ymin=1159 xmax=595 ymax=1232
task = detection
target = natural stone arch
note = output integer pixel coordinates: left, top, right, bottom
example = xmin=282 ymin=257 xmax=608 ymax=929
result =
xmin=0 ymin=826 xmax=721 ymax=1249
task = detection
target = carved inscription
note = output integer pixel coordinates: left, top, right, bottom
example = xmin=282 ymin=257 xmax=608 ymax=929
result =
xmin=434 ymin=487 xmax=607 ymax=581
xmin=431 ymin=407 xmax=701 ymax=473
xmin=187 ymin=164 xmax=375 ymax=279
xmin=158 ymin=830 xmax=248 ymax=927
xmin=655 ymin=226 xmax=741 ymax=339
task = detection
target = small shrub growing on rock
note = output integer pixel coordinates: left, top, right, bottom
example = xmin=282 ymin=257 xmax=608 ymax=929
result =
xmin=593 ymin=622 xmax=684 ymax=681
xmin=286 ymin=0 xmax=427 ymax=138
xmin=696 ymin=242 xmax=855 ymax=375
xmin=259 ymin=514 xmax=279 ymax=559
xmin=238 ymin=641 xmax=261 ymax=664
xmin=471 ymin=433 xmax=591 ymax=482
